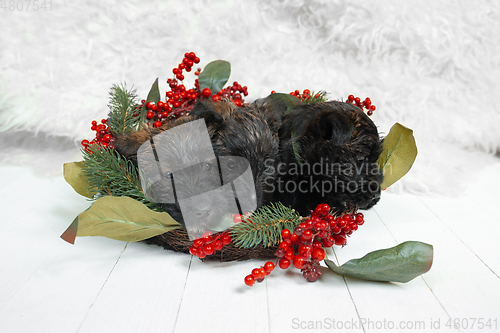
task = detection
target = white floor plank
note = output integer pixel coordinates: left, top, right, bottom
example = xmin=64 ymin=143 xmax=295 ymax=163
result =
xmin=173 ymin=257 xmax=270 ymax=333
xmin=330 ymin=208 xmax=454 ymax=333
xmin=374 ymin=192 xmax=500 ymax=330
xmin=77 ymin=243 xmax=192 ymax=333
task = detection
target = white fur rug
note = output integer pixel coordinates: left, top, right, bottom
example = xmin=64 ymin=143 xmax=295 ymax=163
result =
xmin=1 ymin=0 xmax=499 ymax=194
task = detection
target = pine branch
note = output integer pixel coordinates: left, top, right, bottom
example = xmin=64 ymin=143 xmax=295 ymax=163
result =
xmin=81 ymin=144 xmax=163 ymax=211
xmin=230 ymin=203 xmax=302 ymax=248
xmin=304 ymin=90 xmax=328 ymax=104
xmin=107 ymin=84 xmax=145 ymax=135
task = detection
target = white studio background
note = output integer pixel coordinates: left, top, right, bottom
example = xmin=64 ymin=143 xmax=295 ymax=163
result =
xmin=1 ymin=0 xmax=499 ymax=193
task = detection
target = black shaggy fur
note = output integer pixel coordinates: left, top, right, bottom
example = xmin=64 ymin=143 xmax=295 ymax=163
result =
xmin=268 ymin=101 xmax=383 ymax=216
xmin=114 ymin=100 xmax=279 ymax=237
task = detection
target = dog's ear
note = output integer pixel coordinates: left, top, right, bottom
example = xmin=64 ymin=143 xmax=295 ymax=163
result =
xmin=189 ymin=100 xmax=224 ymax=131
xmin=306 ymin=110 xmax=354 ymax=146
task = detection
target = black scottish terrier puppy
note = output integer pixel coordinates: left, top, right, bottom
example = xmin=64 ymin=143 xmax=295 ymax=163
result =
xmin=114 ymin=100 xmax=278 ymax=238
xmin=261 ymin=100 xmax=383 ymax=217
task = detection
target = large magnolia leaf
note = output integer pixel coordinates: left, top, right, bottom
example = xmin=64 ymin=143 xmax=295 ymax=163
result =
xmin=325 ymin=241 xmax=433 ymax=283
xmin=377 ymin=123 xmax=417 ymax=189
xmin=60 ymin=196 xmax=181 ymax=244
xmin=198 ymin=60 xmax=231 ymax=95
xmin=63 ymin=161 xmax=97 ymax=198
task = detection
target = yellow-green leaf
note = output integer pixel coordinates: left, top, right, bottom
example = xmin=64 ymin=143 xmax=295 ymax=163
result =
xmin=63 ymin=161 xmax=98 ymax=198
xmin=377 ymin=123 xmax=417 ymax=189
xmin=60 ymin=196 xmax=181 ymax=244
xmin=325 ymin=241 xmax=433 ymax=283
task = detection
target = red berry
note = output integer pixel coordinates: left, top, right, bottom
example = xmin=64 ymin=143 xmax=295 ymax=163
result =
xmin=322 ymin=236 xmax=335 ymax=248
xmin=212 ymin=95 xmax=221 ymax=102
xmin=281 ymin=229 xmax=291 ymax=239
xmin=154 ymin=121 xmax=162 ymax=128
xmin=301 ymin=229 xmax=313 ymax=241
xmin=279 ymin=258 xmax=291 ymax=269
xmin=193 ymin=57 xmax=200 ymax=64
xmin=312 ymin=248 xmax=326 ymax=261
xmin=197 ymin=250 xmax=207 ymax=259
xmin=189 ymin=246 xmax=197 ymax=256
xmin=294 ymin=227 xmax=304 ymax=236
xmin=202 ymin=88 xmax=211 ymax=98
xmin=293 ymin=255 xmax=306 ymax=269
xmin=146 ymin=111 xmax=154 ymax=119
xmin=337 ymin=219 xmax=347 ymax=228
xmin=233 ymin=99 xmax=242 ymax=107
xmin=259 ymin=267 xmax=266 ymax=278
xmin=290 ymin=233 xmax=299 ymax=243
xmin=264 ymin=261 xmax=275 ymax=273
xmin=284 ymin=249 xmax=295 ymax=261
xmin=370 ymin=105 xmax=376 ymax=111
xmin=279 ymin=241 xmax=290 ymax=252
xmin=333 ymin=235 xmax=347 ymax=246
xmin=203 ymin=244 xmax=214 ymax=255
xmin=312 ymin=240 xmax=322 ymax=248
xmin=251 ymin=268 xmax=262 ymax=279
xmin=81 ymin=139 xmax=89 ymax=147
xmin=244 ymin=275 xmax=255 ymax=286
xmin=232 ymin=214 xmax=242 ymax=224
xmin=221 ymin=233 xmax=231 ymax=245
xmin=193 ymin=239 xmax=204 ymax=248
xmin=213 ymin=240 xmax=223 ymax=251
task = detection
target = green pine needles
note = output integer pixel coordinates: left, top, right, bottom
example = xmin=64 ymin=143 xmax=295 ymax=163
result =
xmin=230 ymin=203 xmax=302 ymax=248
xmin=304 ymin=90 xmax=328 ymax=104
xmin=107 ymin=84 xmax=145 ymax=135
xmin=81 ymin=143 xmax=162 ymax=211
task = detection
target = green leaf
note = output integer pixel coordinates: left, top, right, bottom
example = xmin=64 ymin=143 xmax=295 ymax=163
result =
xmin=325 ymin=241 xmax=433 ymax=283
xmin=264 ymin=93 xmax=304 ymax=116
xmin=63 ymin=161 xmax=98 ymax=198
xmin=139 ymin=78 xmax=160 ymax=123
xmin=265 ymin=93 xmax=305 ymax=165
xmin=145 ymin=78 xmax=161 ymax=104
xmin=377 ymin=123 xmax=417 ymax=189
xmin=60 ymin=196 xmax=181 ymax=244
xmin=198 ymin=60 xmax=231 ymax=94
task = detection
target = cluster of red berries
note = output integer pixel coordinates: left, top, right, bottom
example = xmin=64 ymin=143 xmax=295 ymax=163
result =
xmin=244 ymin=204 xmax=366 ymax=285
xmin=269 ymin=89 xmax=320 ymax=102
xmin=244 ymin=261 xmax=275 ymax=286
xmin=346 ymin=95 xmax=376 ymax=116
xmin=189 ymin=231 xmax=232 ymax=259
xmin=287 ymin=89 xmax=320 ymax=102
xmin=81 ymin=119 xmax=115 ymax=152
xmin=210 ymin=81 xmax=248 ymax=106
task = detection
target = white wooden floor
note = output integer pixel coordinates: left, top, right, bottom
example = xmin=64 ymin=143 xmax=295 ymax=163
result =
xmin=1 ymin=150 xmax=499 ymax=333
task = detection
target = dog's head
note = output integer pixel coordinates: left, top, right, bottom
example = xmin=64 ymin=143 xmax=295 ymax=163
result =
xmin=278 ymin=101 xmax=383 ymax=215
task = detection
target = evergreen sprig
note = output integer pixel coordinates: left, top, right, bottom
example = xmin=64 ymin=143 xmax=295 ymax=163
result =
xmin=107 ymin=84 xmax=144 ymax=135
xmin=230 ymin=203 xmax=302 ymax=248
xmin=81 ymin=144 xmax=162 ymax=211
xmin=304 ymin=90 xmax=328 ymax=104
